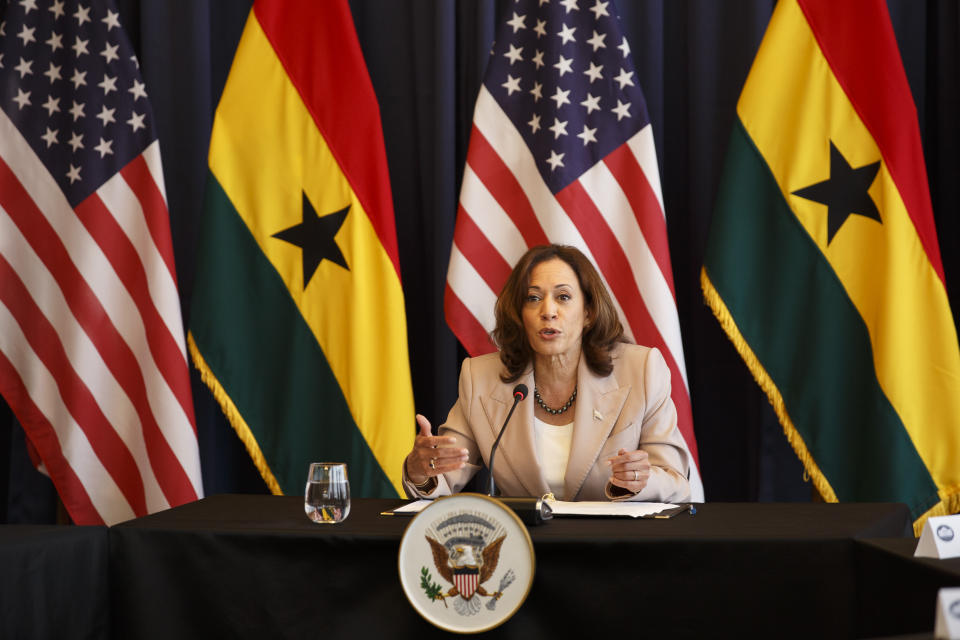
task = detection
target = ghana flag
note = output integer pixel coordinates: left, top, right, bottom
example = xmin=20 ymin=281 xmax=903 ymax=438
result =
xmin=703 ymin=0 xmax=960 ymax=532
xmin=188 ymin=0 xmax=414 ymax=497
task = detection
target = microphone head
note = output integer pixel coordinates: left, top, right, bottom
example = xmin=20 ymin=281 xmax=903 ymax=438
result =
xmin=513 ymin=384 xmax=528 ymax=401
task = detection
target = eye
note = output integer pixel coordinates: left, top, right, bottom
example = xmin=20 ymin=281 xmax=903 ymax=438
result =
xmin=557 ymin=293 xmax=571 ymax=302
xmin=525 ymin=294 xmax=541 ymax=303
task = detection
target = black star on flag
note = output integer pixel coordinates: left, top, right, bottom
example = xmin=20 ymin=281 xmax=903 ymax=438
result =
xmin=792 ymin=140 xmax=882 ymax=245
xmin=272 ymin=193 xmax=350 ymax=288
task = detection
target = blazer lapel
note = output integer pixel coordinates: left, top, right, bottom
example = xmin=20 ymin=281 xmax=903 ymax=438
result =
xmin=564 ymin=357 xmax=629 ymax=500
xmin=479 ymin=368 xmax=545 ymax=497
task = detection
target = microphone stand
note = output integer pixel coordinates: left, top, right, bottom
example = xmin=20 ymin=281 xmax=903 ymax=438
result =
xmin=488 ymin=385 xmax=526 ymax=497
xmin=487 ymin=384 xmax=552 ymax=526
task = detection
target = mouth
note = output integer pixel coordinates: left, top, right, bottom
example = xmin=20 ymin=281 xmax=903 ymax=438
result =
xmin=539 ymin=328 xmax=561 ymax=338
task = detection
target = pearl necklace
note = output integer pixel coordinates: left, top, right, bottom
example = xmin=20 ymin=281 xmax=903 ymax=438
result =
xmin=534 ymin=385 xmax=577 ymax=415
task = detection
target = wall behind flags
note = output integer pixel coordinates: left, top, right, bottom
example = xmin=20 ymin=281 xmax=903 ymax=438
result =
xmin=2 ymin=0 xmax=957 ymax=521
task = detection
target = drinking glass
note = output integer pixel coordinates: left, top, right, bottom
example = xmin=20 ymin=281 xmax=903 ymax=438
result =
xmin=304 ymin=462 xmax=350 ymax=523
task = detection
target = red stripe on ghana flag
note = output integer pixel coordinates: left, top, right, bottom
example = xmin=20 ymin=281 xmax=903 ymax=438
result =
xmin=253 ymin=0 xmax=402 ymax=279
xmin=798 ymin=0 xmax=944 ymax=284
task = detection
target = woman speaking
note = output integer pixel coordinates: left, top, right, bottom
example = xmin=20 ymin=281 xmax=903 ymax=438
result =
xmin=403 ymin=244 xmax=690 ymax=502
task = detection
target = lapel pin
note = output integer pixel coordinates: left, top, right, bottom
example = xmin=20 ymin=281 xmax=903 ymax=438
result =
xmin=593 ymin=409 xmax=603 ymax=421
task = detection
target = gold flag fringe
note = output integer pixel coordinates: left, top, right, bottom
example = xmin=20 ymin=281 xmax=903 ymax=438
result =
xmin=701 ymin=267 xmax=959 ymax=536
xmin=700 ymin=268 xmax=837 ymax=502
xmin=188 ymin=331 xmax=284 ymax=496
xmin=915 ymin=492 xmax=960 ymax=537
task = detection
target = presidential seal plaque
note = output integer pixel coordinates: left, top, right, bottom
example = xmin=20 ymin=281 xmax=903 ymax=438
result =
xmin=398 ymin=493 xmax=535 ymax=633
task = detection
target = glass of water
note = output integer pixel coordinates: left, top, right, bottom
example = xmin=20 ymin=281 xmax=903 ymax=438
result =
xmin=304 ymin=462 xmax=350 ymax=524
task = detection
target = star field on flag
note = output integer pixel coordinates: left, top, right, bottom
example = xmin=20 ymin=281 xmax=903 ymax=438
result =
xmin=484 ymin=0 xmax=649 ymax=192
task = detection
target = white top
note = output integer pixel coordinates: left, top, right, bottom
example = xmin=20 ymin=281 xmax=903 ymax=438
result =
xmin=533 ymin=416 xmax=573 ymax=497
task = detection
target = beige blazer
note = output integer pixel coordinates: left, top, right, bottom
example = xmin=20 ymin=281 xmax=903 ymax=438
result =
xmin=403 ymin=343 xmax=691 ymax=502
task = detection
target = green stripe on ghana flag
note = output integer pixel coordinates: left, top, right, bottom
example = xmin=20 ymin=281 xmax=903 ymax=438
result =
xmin=704 ymin=121 xmax=939 ymax=519
xmin=189 ymin=173 xmax=395 ymax=497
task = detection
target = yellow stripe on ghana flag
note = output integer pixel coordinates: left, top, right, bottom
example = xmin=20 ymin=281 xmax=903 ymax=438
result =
xmin=208 ymin=14 xmax=413 ymax=494
xmin=736 ymin=0 xmax=960 ymax=498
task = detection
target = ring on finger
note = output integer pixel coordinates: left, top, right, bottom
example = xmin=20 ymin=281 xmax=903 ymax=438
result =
xmin=633 ymin=470 xmax=638 ymax=481
xmin=429 ymin=458 xmax=436 ymax=470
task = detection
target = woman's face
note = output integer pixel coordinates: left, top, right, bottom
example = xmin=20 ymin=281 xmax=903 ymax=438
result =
xmin=521 ymin=258 xmax=588 ymax=361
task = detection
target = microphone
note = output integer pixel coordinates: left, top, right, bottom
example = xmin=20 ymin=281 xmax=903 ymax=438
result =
xmin=488 ymin=384 xmax=527 ymax=497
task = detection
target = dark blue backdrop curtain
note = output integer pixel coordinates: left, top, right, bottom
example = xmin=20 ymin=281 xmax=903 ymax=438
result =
xmin=3 ymin=0 xmax=957 ymax=522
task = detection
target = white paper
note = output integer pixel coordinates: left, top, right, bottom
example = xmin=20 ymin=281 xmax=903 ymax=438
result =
xmin=934 ymin=587 xmax=960 ymax=639
xmin=916 ymin=515 xmax=960 ymax=559
xmin=389 ymin=498 xmax=684 ymax=518
xmin=391 ymin=499 xmax=434 ymax=514
xmin=544 ymin=499 xmax=679 ymax=518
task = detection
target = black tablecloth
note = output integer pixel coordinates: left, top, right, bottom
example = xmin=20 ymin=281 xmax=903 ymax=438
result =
xmin=854 ymin=537 xmax=960 ymax=638
xmin=105 ymin=495 xmax=932 ymax=639
xmin=0 ymin=525 xmax=109 ymax=640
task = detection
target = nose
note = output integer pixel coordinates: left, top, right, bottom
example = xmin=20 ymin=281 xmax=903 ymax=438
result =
xmin=540 ymin=297 xmax=558 ymax=319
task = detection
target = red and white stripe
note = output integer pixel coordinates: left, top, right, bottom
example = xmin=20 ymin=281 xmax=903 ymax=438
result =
xmin=447 ymin=87 xmax=703 ymax=500
xmin=454 ymin=571 xmax=479 ymax=600
xmin=0 ymin=108 xmax=202 ymax=525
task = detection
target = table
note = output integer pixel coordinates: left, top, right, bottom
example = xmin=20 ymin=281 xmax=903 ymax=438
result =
xmin=106 ymin=495 xmax=949 ymax=638
xmin=854 ymin=538 xmax=960 ymax=637
xmin=0 ymin=525 xmax=109 ymax=640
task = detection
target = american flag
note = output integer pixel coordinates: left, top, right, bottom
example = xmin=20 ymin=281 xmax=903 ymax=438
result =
xmin=446 ymin=0 xmax=703 ymax=499
xmin=0 ymin=0 xmax=202 ymax=524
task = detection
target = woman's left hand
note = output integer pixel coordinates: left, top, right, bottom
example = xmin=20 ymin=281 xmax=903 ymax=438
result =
xmin=607 ymin=448 xmax=651 ymax=494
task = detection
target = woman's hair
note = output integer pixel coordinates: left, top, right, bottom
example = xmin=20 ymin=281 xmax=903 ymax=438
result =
xmin=492 ymin=244 xmax=626 ymax=382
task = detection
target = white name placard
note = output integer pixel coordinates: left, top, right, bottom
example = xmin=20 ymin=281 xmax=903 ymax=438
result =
xmin=916 ymin=515 xmax=960 ymax=560
xmin=934 ymin=588 xmax=960 ymax=639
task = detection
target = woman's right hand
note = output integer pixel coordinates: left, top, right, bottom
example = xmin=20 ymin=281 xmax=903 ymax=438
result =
xmin=405 ymin=414 xmax=469 ymax=485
